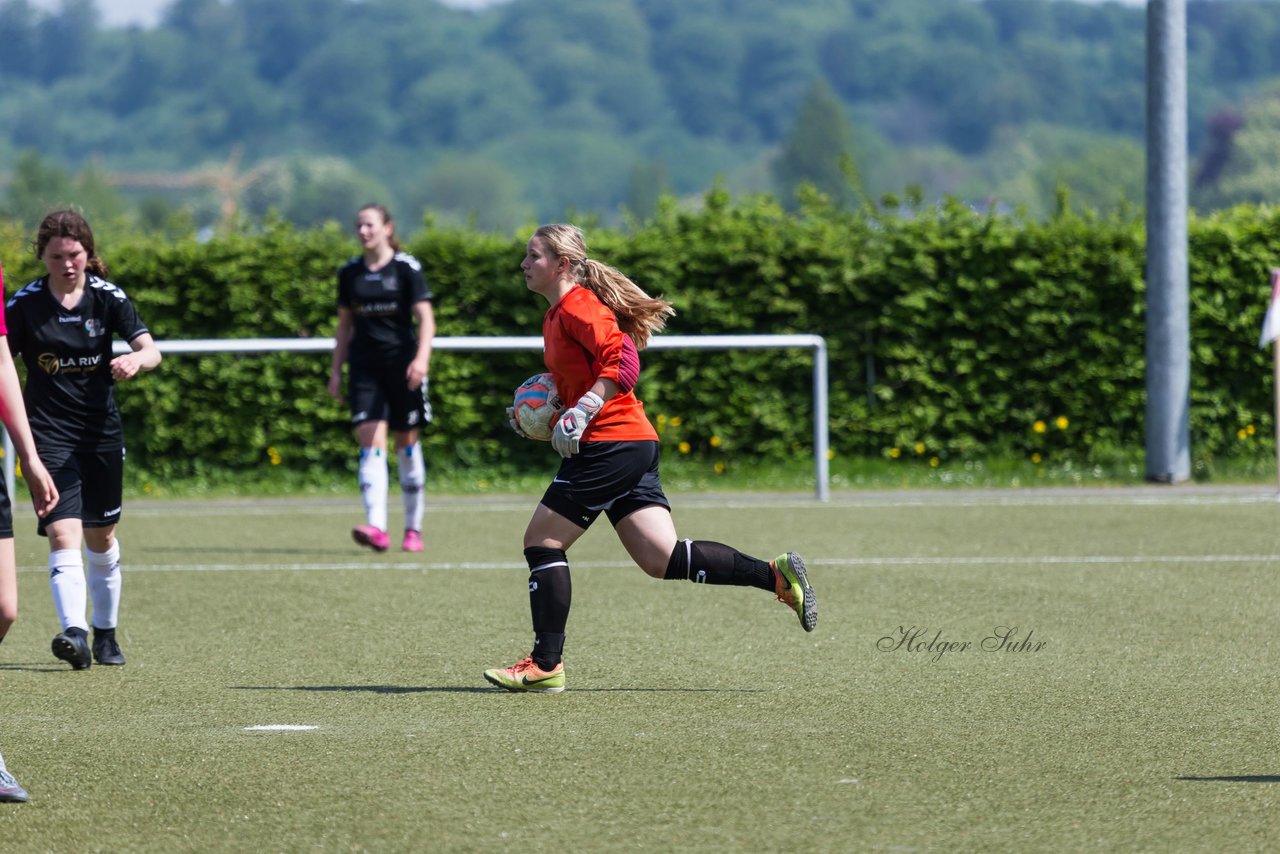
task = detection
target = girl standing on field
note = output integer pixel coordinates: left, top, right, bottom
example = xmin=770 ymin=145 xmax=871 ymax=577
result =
xmin=483 ymin=223 xmax=816 ymax=693
xmin=0 ymin=260 xmax=59 ymax=803
xmin=6 ymin=210 xmax=161 ymax=670
xmin=328 ymin=204 xmax=436 ymax=554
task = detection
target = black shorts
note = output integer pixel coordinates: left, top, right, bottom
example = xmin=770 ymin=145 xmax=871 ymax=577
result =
xmin=540 ymin=441 xmax=670 ymax=529
xmin=37 ymin=446 xmax=125 ymax=537
xmin=348 ymin=362 xmax=432 ymax=431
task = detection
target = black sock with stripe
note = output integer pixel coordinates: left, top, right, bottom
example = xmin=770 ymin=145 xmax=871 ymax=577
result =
xmin=663 ymin=539 xmax=773 ymax=590
xmin=526 ymin=546 xmax=570 ymax=670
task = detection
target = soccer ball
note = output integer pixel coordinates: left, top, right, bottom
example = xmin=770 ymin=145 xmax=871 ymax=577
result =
xmin=512 ymin=373 xmax=562 ymax=441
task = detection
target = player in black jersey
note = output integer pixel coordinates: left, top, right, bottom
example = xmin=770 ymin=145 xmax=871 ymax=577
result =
xmin=328 ymin=205 xmax=435 ymax=553
xmin=5 ymin=211 xmax=161 ymax=670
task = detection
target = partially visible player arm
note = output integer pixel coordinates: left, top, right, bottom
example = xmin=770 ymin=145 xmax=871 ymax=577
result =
xmin=110 ymin=332 xmax=161 ymax=381
xmin=405 ymin=300 xmax=435 ymax=391
xmin=328 ymin=307 xmax=353 ymax=401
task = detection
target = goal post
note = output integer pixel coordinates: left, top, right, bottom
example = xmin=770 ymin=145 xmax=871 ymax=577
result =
xmin=3 ymin=334 xmax=830 ymax=501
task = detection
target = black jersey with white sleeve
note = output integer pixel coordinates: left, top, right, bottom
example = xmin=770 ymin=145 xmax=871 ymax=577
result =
xmin=337 ymin=252 xmax=433 ymax=366
xmin=5 ymin=275 xmax=150 ymax=451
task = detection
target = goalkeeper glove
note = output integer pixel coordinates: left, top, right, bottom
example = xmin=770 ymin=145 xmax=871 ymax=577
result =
xmin=551 ymin=391 xmax=604 ymax=458
xmin=505 ymin=405 xmax=528 ymax=439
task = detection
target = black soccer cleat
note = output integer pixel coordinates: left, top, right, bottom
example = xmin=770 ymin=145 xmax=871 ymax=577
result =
xmin=52 ymin=631 xmax=92 ymax=670
xmin=92 ymin=630 xmax=126 ymax=666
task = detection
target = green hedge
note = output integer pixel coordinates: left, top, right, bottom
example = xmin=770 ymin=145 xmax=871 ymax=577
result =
xmin=3 ymin=196 xmax=1279 ymax=481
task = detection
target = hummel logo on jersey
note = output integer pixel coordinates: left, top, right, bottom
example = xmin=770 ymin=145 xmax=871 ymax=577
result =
xmin=58 ymin=315 xmax=82 ymax=323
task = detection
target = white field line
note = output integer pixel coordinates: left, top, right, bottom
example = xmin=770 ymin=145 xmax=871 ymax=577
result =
xmin=112 ymin=488 xmax=1280 ymax=518
xmin=16 ymin=554 xmax=1280 ymax=574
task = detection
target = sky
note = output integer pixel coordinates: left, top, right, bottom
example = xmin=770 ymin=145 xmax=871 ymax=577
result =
xmin=30 ymin=0 xmax=507 ymax=29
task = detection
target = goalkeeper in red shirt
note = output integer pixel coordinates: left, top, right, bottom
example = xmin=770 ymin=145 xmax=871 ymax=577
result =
xmin=484 ymin=224 xmax=816 ymax=693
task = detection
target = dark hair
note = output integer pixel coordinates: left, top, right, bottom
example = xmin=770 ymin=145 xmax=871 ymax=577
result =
xmin=34 ymin=209 xmax=108 ymax=278
xmin=356 ymin=203 xmax=400 ymax=252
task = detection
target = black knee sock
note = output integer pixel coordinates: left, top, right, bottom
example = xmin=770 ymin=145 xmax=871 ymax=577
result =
xmin=525 ymin=546 xmax=570 ymax=670
xmin=663 ymin=539 xmax=774 ymax=590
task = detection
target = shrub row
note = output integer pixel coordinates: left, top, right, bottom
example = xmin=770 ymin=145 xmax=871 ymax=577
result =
xmin=2 ymin=194 xmax=1277 ymax=482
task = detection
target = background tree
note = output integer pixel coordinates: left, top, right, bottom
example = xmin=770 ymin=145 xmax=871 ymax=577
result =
xmin=1208 ymin=82 xmax=1280 ymax=206
xmin=772 ymin=81 xmax=862 ymax=209
xmin=1 ymin=0 xmax=1279 ymax=233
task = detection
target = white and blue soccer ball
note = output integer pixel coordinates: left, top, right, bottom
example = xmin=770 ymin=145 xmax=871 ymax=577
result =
xmin=513 ymin=373 xmax=562 ymax=441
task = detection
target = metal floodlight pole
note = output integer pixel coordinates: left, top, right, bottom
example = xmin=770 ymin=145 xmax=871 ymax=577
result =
xmin=1144 ymin=0 xmax=1191 ymax=483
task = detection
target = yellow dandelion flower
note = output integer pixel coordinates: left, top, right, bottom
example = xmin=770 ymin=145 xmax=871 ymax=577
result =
xmin=669 ymin=416 xmax=682 ymax=427
xmin=1031 ymin=453 xmax=1042 ymax=464
xmin=914 ymin=442 xmax=925 ymax=455
xmin=1033 ymin=420 xmax=1046 ymax=433
xmin=826 ymin=448 xmax=835 ymax=460
xmin=1238 ymin=428 xmax=1248 ymax=440
xmin=889 ymin=447 xmax=901 ymax=459
xmin=929 ymin=456 xmax=940 ymax=467
xmin=1055 ymin=416 xmax=1069 ymax=430
xmin=1247 ymin=424 xmax=1256 ymax=436
xmin=678 ymin=441 xmax=691 ymax=454
xmin=714 ymin=462 xmax=725 ymax=474
xmin=709 ymin=435 xmax=722 ymax=448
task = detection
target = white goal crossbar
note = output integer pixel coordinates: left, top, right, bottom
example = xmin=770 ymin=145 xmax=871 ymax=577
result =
xmin=3 ymin=334 xmax=830 ymax=501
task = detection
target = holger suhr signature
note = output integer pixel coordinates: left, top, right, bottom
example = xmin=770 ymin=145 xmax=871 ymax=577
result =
xmin=877 ymin=625 xmax=1047 ymax=663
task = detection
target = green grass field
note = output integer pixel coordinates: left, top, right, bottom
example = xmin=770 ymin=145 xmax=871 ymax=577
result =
xmin=2 ymin=486 xmax=1279 ymax=852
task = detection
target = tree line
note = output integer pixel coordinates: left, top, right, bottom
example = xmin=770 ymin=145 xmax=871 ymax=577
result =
xmin=1 ymin=0 xmax=1278 ymax=234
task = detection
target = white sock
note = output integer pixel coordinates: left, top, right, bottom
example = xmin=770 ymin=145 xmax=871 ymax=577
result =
xmin=48 ymin=549 xmax=88 ymax=632
xmin=358 ymin=447 xmax=388 ymax=531
xmin=87 ymin=539 xmax=122 ymax=630
xmin=397 ymin=443 xmax=426 ymax=533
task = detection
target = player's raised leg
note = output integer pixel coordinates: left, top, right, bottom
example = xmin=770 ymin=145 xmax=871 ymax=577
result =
xmin=615 ymin=505 xmax=817 ymax=631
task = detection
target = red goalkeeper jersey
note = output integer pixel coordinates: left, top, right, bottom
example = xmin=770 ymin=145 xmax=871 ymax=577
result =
xmin=543 ymin=286 xmax=657 ymax=443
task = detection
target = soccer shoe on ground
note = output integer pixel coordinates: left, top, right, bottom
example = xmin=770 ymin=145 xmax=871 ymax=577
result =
xmin=773 ymin=552 xmax=817 ymax=632
xmin=52 ymin=631 xmax=92 ymax=670
xmin=0 ymin=769 xmax=29 ymax=803
xmin=93 ymin=632 xmax=126 ymax=666
xmin=352 ymin=525 xmax=389 ymax=552
xmin=483 ymin=657 xmax=566 ymax=693
xmin=402 ymin=530 xmax=424 ymax=553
